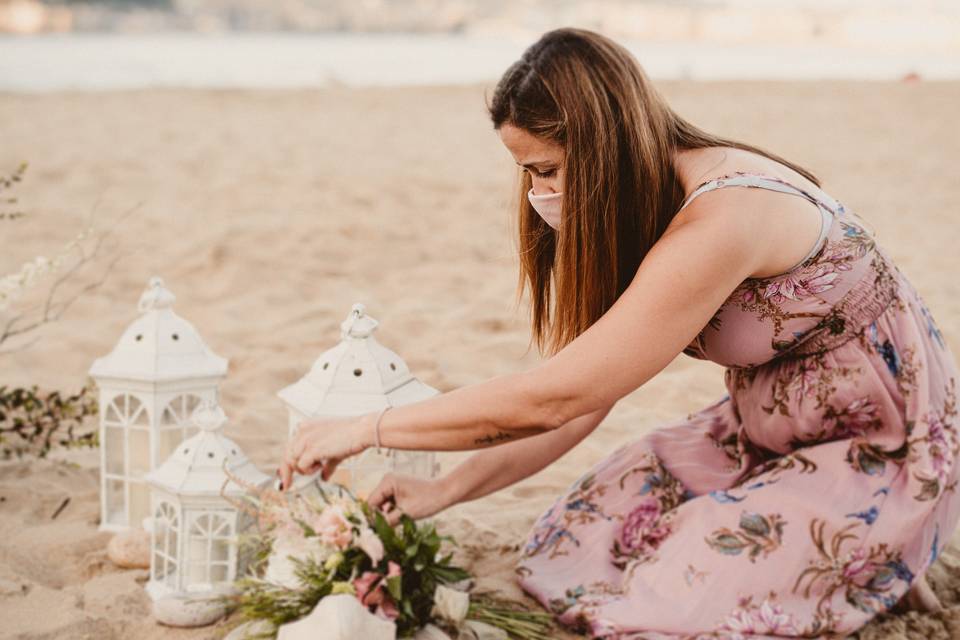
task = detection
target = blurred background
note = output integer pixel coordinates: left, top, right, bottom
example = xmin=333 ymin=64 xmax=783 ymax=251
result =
xmin=2 ymin=4 xmax=960 ymax=638
xmin=1 ymin=0 xmax=959 ymax=89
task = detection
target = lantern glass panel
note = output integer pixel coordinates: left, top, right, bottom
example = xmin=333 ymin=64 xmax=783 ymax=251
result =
xmin=104 ymin=426 xmax=124 ymax=475
xmin=129 ymin=398 xmax=149 ymax=426
xmin=105 ymin=478 xmax=125 ymax=525
xmin=104 ymin=399 xmax=123 ymax=425
xmin=210 ymin=564 xmax=228 ymax=583
xmin=185 ymin=511 xmax=234 ymax=590
xmin=162 ymin=394 xmax=203 ymax=427
xmin=128 ymin=428 xmax=150 ymax=476
xmin=212 ymin=538 xmax=229 ymax=563
xmin=161 ymin=406 xmax=176 ymax=425
xmin=153 ymin=501 xmax=179 ymax=587
xmin=129 ymin=481 xmax=151 ymax=528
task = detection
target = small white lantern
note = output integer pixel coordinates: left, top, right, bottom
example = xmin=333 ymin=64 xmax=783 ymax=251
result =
xmin=89 ymin=276 xmax=229 ymax=531
xmin=277 ymin=303 xmax=440 ymax=498
xmin=145 ymin=400 xmax=270 ymax=601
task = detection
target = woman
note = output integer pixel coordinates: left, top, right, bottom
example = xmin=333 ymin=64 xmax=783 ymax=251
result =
xmin=279 ymin=28 xmax=959 ymax=638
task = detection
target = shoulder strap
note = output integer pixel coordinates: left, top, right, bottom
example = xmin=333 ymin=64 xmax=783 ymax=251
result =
xmin=678 ymin=172 xmax=842 ymax=216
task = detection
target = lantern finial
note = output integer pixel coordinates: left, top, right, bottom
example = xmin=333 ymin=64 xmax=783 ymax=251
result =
xmin=191 ymin=400 xmax=227 ymax=433
xmin=340 ymin=302 xmax=379 ymax=339
xmin=137 ymin=275 xmax=176 ymax=313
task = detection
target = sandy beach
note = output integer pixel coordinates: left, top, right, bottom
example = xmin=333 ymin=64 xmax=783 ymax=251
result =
xmin=1 ymin=80 xmax=960 ymax=638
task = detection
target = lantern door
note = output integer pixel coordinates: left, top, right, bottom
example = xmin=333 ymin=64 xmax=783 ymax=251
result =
xmin=100 ymin=392 xmax=152 ymax=530
xmin=183 ymin=508 xmax=237 ymax=592
xmin=148 ymin=497 xmax=182 ymax=599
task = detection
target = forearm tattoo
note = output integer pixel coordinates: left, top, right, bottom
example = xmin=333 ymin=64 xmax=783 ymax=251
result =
xmin=474 ymin=430 xmax=513 ymax=446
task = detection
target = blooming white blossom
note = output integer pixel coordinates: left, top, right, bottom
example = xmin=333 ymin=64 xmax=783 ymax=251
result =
xmin=432 ymin=585 xmax=470 ymax=625
xmin=358 ymin=526 xmax=385 ymax=565
xmin=264 ymin=533 xmax=331 ymax=590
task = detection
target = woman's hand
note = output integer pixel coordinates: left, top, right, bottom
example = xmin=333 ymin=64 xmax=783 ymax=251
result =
xmin=368 ymin=473 xmax=452 ymax=526
xmin=278 ymin=413 xmax=375 ymax=491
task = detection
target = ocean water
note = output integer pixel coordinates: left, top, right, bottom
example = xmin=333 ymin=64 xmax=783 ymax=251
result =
xmin=1 ymin=32 xmax=958 ymax=91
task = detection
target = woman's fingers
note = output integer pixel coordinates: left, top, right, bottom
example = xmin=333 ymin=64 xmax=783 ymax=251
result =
xmin=385 ymin=507 xmax=403 ymax=527
xmin=320 ymin=457 xmax=342 ymax=482
xmin=279 ymin=460 xmax=294 ymax=492
xmin=368 ymin=473 xmax=396 ymax=509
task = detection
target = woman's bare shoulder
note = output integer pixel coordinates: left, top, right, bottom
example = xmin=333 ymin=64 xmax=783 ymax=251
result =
xmin=669 ymin=147 xmax=829 ymax=280
xmin=677 ymin=146 xmax=820 ymax=196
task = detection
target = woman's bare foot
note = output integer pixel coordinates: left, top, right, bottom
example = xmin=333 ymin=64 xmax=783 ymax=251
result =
xmin=902 ymin=575 xmax=944 ymax=613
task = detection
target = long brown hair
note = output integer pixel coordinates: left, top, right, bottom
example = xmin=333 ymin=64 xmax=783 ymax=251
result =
xmin=486 ymin=27 xmax=820 ymax=358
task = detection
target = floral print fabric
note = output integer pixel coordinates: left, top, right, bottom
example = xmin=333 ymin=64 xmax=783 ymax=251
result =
xmin=516 ymin=173 xmax=960 ymax=639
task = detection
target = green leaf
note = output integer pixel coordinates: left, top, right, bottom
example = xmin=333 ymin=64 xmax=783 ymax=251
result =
xmin=386 ymin=574 xmax=402 ymax=601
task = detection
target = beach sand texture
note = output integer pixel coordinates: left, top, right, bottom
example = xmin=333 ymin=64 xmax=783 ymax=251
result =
xmin=1 ymin=81 xmax=959 ymax=638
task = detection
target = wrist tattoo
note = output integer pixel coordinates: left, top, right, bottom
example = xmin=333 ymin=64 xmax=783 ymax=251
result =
xmin=474 ymin=430 xmax=512 ymax=446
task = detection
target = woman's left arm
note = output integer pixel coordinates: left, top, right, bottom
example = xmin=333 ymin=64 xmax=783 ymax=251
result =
xmin=281 ymin=201 xmax=764 ymax=487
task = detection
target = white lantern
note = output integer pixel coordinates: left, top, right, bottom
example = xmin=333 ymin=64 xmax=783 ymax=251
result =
xmin=144 ymin=400 xmax=270 ymax=601
xmin=89 ymin=276 xmax=228 ymax=532
xmin=277 ymin=303 xmax=440 ymax=498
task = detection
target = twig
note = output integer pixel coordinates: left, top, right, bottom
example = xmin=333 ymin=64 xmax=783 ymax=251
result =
xmin=51 ymin=497 xmax=70 ymax=520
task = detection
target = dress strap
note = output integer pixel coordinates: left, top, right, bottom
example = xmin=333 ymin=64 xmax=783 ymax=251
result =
xmin=678 ymin=172 xmax=842 ymax=216
xmin=678 ymin=172 xmax=839 ymax=276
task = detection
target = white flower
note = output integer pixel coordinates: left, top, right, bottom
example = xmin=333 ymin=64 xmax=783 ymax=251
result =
xmin=358 ymin=526 xmax=385 ymax=565
xmin=432 ymin=585 xmax=470 ymax=625
xmin=264 ymin=534 xmax=329 ymax=590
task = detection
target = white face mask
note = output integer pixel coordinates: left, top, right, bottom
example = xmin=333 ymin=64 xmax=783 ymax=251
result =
xmin=526 ymin=187 xmax=562 ymax=230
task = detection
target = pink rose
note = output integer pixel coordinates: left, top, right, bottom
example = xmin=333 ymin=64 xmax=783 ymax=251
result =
xmin=310 ymin=505 xmax=354 ymax=550
xmin=353 ymin=561 xmax=402 ymax=621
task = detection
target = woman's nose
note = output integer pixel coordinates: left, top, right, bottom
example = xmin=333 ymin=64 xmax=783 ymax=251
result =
xmin=531 ymin=178 xmax=558 ymax=196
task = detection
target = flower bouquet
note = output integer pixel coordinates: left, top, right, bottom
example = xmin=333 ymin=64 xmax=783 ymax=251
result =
xmin=222 ymin=477 xmax=554 ymax=640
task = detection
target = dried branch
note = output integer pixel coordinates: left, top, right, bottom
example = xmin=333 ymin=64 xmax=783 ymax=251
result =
xmin=0 ymin=162 xmax=27 ymax=221
xmin=0 ymin=200 xmax=141 ymax=352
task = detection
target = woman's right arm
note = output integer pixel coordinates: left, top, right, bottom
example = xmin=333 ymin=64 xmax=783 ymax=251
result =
xmin=368 ymin=402 xmax=614 ymax=523
xmin=442 ymin=402 xmax=614 ymax=504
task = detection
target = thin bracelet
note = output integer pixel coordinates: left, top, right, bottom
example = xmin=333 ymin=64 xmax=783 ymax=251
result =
xmin=373 ymin=406 xmax=392 ymax=454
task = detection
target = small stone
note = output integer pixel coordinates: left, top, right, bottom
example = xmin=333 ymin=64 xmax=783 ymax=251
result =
xmin=152 ymin=593 xmax=227 ymax=627
xmin=0 ymin=578 xmax=26 ymax=596
xmin=107 ymin=529 xmax=151 ymax=569
xmin=225 ymin=620 xmax=276 ymax=640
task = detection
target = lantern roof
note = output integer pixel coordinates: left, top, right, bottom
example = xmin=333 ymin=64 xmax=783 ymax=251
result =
xmin=88 ymin=276 xmax=228 ymax=383
xmin=277 ymin=303 xmax=439 ymax=416
xmin=146 ymin=401 xmax=270 ymax=497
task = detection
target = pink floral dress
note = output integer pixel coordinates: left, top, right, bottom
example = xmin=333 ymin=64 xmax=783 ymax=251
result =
xmin=516 ymin=172 xmax=960 ymax=639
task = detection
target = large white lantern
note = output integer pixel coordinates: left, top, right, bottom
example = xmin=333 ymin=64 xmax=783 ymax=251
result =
xmin=145 ymin=400 xmax=270 ymax=601
xmin=277 ymin=303 xmax=440 ymax=498
xmin=89 ymin=276 xmax=229 ymax=532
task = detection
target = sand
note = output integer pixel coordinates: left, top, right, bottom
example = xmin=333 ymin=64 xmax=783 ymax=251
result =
xmin=1 ymin=80 xmax=959 ymax=639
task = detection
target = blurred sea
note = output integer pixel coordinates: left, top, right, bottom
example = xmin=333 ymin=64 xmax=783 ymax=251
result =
xmin=2 ymin=32 xmax=959 ymax=91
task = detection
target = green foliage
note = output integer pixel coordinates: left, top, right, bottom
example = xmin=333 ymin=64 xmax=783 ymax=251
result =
xmin=0 ymin=380 xmax=99 ymax=459
xmin=364 ymin=502 xmax=470 ymax=635
xmin=468 ymin=593 xmax=557 ymax=640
